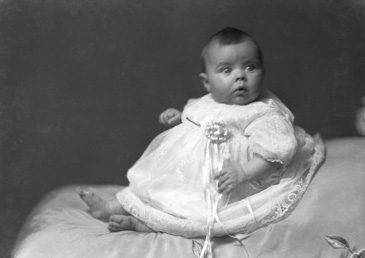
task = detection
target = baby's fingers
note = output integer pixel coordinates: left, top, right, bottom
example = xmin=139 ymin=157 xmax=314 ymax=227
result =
xmin=159 ymin=111 xmax=172 ymax=124
xmin=158 ymin=112 xmax=167 ymax=124
xmin=159 ymin=108 xmax=181 ymax=125
xmin=218 ymin=179 xmax=233 ymax=193
xmin=217 ymin=174 xmax=229 ymax=187
xmin=167 ymin=115 xmax=180 ymax=125
xmin=214 ymin=169 xmax=227 ymax=179
xmin=223 ymin=185 xmax=235 ymax=195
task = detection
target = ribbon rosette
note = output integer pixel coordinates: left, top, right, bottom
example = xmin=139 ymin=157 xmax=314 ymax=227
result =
xmin=204 ymin=121 xmax=230 ymax=144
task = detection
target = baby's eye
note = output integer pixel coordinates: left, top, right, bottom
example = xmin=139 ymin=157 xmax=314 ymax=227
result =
xmin=246 ymin=64 xmax=257 ymax=72
xmin=219 ymin=67 xmax=232 ymax=74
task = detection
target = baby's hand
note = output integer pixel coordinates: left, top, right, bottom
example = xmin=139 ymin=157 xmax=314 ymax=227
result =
xmin=214 ymin=160 xmax=247 ymax=195
xmin=159 ymin=108 xmax=182 ymax=126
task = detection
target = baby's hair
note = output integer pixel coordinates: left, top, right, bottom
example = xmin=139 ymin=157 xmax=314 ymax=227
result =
xmin=200 ymin=27 xmax=264 ymax=73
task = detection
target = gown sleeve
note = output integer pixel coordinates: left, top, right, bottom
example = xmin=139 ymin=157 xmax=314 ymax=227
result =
xmin=244 ymin=113 xmax=298 ymax=166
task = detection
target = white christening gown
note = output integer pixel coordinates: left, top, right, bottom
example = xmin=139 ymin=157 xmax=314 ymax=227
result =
xmin=116 ymin=90 xmax=325 ymax=238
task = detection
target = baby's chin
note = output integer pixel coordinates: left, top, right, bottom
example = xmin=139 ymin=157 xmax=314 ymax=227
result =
xmin=214 ymin=95 xmax=258 ymax=106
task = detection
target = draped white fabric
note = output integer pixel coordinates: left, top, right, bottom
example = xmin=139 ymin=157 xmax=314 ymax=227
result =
xmin=13 ymin=138 xmax=365 ymax=258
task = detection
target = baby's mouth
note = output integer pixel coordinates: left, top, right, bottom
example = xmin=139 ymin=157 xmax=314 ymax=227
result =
xmin=234 ymin=86 xmax=247 ymax=93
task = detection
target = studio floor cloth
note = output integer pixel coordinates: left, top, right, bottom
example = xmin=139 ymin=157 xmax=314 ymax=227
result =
xmin=13 ymin=138 xmax=365 ymax=258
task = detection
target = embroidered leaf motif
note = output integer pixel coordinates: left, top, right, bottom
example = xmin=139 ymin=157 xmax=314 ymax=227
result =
xmin=351 ymin=249 xmax=365 ymax=258
xmin=325 ymin=235 xmax=351 ymax=250
xmin=192 ymin=240 xmax=203 ymax=258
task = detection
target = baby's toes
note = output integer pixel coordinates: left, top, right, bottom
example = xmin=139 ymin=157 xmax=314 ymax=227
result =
xmin=78 ymin=189 xmax=99 ymax=206
xmin=109 ymin=215 xmax=124 ymax=223
xmin=108 ymin=215 xmax=131 ymax=232
xmin=78 ymin=189 xmax=90 ymax=199
xmin=108 ymin=221 xmax=122 ymax=232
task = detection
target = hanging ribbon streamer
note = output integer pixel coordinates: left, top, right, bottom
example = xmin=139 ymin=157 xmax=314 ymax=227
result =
xmin=199 ymin=121 xmax=231 ymax=258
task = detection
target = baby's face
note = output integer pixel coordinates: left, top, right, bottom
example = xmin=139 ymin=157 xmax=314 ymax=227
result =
xmin=200 ymin=40 xmax=264 ymax=105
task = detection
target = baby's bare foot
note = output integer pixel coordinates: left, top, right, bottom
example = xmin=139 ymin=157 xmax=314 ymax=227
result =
xmin=108 ymin=215 xmax=137 ymax=232
xmin=78 ymin=189 xmax=112 ymax=221
xmin=108 ymin=215 xmax=154 ymax=233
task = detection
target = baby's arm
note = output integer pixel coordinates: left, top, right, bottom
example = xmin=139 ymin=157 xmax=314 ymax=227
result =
xmin=215 ymin=156 xmax=280 ymax=194
xmin=159 ymin=108 xmax=182 ymax=126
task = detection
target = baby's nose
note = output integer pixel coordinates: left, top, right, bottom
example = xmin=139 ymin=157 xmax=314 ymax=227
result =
xmin=235 ymin=69 xmax=246 ymax=81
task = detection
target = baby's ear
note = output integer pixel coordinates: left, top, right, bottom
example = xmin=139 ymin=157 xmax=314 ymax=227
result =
xmin=199 ymin=73 xmax=210 ymax=92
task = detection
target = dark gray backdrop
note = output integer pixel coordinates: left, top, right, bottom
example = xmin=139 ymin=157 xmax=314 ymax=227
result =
xmin=1 ymin=0 xmax=365 ymax=256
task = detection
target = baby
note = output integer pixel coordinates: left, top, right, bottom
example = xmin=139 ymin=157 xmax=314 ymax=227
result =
xmin=80 ymin=27 xmax=324 ymax=237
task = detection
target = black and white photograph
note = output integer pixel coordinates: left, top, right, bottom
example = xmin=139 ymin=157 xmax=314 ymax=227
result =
xmin=1 ymin=0 xmax=365 ymax=257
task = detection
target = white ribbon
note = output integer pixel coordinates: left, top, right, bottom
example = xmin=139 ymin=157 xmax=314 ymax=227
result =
xmin=199 ymin=121 xmax=230 ymax=258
